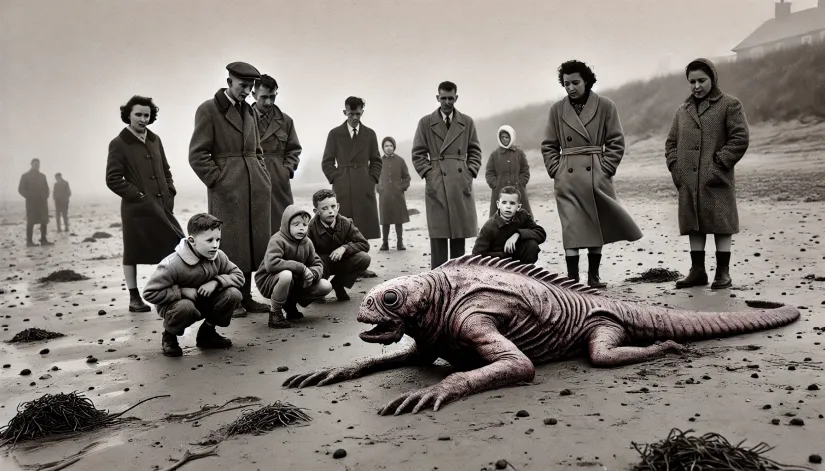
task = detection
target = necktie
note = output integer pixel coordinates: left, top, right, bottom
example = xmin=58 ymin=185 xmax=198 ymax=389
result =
xmin=445 ymin=115 xmax=451 ymax=130
xmin=352 ymin=128 xmax=358 ymax=140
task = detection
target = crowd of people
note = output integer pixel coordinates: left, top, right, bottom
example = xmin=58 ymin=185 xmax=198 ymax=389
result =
xmin=17 ymin=57 xmax=750 ymax=357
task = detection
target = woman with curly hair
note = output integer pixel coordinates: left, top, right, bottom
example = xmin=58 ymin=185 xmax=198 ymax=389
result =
xmin=106 ymin=95 xmax=184 ymax=312
xmin=666 ymin=58 xmax=750 ymax=290
xmin=541 ymin=60 xmax=642 ymax=287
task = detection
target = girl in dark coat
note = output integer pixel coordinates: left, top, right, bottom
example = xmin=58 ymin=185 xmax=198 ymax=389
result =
xmin=377 ymin=136 xmax=411 ymax=251
xmin=485 ymin=125 xmax=531 ymax=217
xmin=106 ymin=95 xmax=185 ymax=312
xmin=665 ymin=59 xmax=749 ymax=290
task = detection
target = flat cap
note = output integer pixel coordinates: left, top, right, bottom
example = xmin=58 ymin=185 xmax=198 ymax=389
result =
xmin=226 ymin=62 xmax=261 ymax=80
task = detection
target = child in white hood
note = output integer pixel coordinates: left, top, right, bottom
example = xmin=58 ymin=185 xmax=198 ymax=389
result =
xmin=484 ymin=125 xmax=532 ymax=218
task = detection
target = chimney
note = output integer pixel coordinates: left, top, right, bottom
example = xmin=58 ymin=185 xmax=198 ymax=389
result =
xmin=775 ymin=0 xmax=791 ymax=19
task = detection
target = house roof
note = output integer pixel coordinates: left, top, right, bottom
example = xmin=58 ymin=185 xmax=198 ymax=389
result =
xmin=733 ymin=6 xmax=825 ymax=51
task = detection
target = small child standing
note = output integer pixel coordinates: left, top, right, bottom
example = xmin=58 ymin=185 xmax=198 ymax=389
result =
xmin=307 ymin=189 xmax=372 ymax=302
xmin=377 ymin=136 xmax=411 ymax=251
xmin=255 ymin=205 xmax=333 ymax=329
xmin=142 ymin=213 xmax=244 ymax=357
xmin=472 ymin=186 xmax=546 ymax=264
xmin=485 ymin=125 xmax=532 ymax=218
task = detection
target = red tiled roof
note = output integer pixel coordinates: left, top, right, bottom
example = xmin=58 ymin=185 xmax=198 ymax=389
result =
xmin=733 ymin=6 xmax=825 ymax=51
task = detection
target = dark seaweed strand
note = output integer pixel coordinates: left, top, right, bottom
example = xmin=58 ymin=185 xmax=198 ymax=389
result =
xmin=631 ymin=428 xmax=813 ymax=471
xmin=221 ymin=402 xmax=312 ymax=437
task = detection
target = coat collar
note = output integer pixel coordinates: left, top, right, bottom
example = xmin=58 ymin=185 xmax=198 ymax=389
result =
xmin=684 ymin=87 xmax=724 ymax=125
xmin=175 ymin=239 xmax=203 ymax=266
xmin=311 ymin=214 xmax=341 ymax=234
xmin=494 ymin=209 xmax=526 ymax=228
xmin=561 ymin=92 xmax=600 ymax=142
xmin=214 ymin=88 xmax=247 ymax=133
xmin=252 ymin=103 xmax=285 ymax=141
xmin=119 ymin=127 xmax=157 ymax=145
xmin=428 ymin=108 xmax=467 ymax=154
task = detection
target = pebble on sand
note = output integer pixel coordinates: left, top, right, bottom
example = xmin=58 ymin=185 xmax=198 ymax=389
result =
xmin=560 ymin=389 xmax=572 ymax=396
xmin=810 ymin=454 xmax=822 ymax=464
xmin=516 ymin=410 xmax=530 ymax=417
xmin=438 ymin=434 xmax=451 ymax=441
xmin=98 ymin=310 xmax=106 ymax=316
xmin=544 ymin=418 xmax=558 ymax=425
xmin=332 ymin=449 xmax=347 ymax=459
xmin=790 ymin=418 xmax=805 ymax=426
xmin=39 ymin=348 xmax=49 ymax=354
xmin=20 ymin=369 xmax=31 ymax=376
xmin=276 ymin=366 xmax=289 ymax=372
xmin=808 ymin=384 xmax=819 ymax=391
xmin=495 ymin=459 xmax=508 ymax=469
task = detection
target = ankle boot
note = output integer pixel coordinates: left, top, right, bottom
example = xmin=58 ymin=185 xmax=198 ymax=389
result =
xmin=283 ymin=300 xmax=304 ymax=320
xmin=161 ymin=331 xmax=183 ymax=357
xmin=268 ymin=308 xmax=292 ymax=328
xmin=396 ymin=237 xmax=406 ymax=251
xmin=675 ymin=251 xmax=709 ymax=288
xmin=380 ymin=241 xmax=389 ymax=251
xmin=587 ymin=253 xmax=607 ymax=288
xmin=565 ymin=255 xmax=580 ymax=283
xmin=711 ymin=251 xmax=732 ymax=289
xmin=396 ymin=226 xmax=406 ymax=250
xmin=380 ymin=225 xmax=390 ymax=250
xmin=196 ymin=322 xmax=232 ymax=348
xmin=128 ymin=288 xmax=151 ymax=312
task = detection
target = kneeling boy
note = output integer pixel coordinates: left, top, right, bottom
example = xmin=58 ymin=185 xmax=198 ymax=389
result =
xmin=143 ymin=213 xmax=244 ymax=357
xmin=255 ymin=205 xmax=333 ymax=328
xmin=472 ymin=186 xmax=546 ymax=264
xmin=307 ymin=189 xmax=371 ymax=302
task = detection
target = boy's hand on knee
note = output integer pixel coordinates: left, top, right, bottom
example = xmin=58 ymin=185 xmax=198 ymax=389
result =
xmin=330 ymin=246 xmax=347 ymax=262
xmin=504 ymin=233 xmax=520 ymax=254
xmin=303 ymin=268 xmax=314 ymax=287
xmin=197 ymin=280 xmax=219 ymax=297
xmin=182 ymin=287 xmax=198 ymax=300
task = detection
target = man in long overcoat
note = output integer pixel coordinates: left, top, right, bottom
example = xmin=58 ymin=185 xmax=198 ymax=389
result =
xmin=321 ymin=96 xmax=382 ymax=242
xmin=411 ymin=81 xmax=482 ymax=269
xmin=251 ymin=74 xmax=302 ymax=234
xmin=189 ymin=61 xmax=271 ymax=316
xmin=18 ymin=158 xmax=52 ymax=247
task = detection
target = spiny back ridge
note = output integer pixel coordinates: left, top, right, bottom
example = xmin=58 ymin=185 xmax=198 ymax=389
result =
xmin=440 ymin=254 xmax=601 ymax=295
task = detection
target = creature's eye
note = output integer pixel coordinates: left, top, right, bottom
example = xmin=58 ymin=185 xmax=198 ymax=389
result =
xmin=382 ymin=290 xmax=399 ymax=307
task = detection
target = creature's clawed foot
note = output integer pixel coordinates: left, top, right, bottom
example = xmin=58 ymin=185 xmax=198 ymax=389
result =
xmin=378 ymin=384 xmax=460 ymax=416
xmin=655 ymin=340 xmax=691 ymax=355
xmin=282 ymin=367 xmax=359 ymax=388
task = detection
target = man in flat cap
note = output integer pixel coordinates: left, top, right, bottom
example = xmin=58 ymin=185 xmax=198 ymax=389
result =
xmin=189 ymin=61 xmax=272 ymax=317
xmin=251 ymin=74 xmax=302 ymax=233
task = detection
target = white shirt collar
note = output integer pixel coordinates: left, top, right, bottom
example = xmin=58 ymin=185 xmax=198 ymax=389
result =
xmin=440 ymin=110 xmax=453 ymax=122
xmin=224 ymin=90 xmax=237 ymax=106
xmin=347 ymin=122 xmax=360 ymax=135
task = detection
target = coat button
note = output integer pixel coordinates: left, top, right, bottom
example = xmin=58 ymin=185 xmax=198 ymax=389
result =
xmin=694 ymin=145 xmax=699 ymax=150
xmin=443 ymin=172 xmax=447 ymax=176
xmin=692 ymin=167 xmax=697 ymax=172
xmin=568 ymin=168 xmax=573 ymax=173
xmin=156 ymin=193 xmax=162 ymax=197
xmin=150 ymin=176 xmax=157 ymax=180
xmin=566 ymin=136 xmax=572 ymax=142
xmin=586 ymin=166 xmax=591 ymax=171
xmin=458 ymin=168 xmax=463 ymax=172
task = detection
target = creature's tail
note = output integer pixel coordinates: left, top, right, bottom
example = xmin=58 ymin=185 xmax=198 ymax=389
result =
xmin=620 ymin=300 xmax=800 ymax=343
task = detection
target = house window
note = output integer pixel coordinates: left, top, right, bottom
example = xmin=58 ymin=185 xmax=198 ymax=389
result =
xmin=801 ymin=35 xmax=813 ymax=45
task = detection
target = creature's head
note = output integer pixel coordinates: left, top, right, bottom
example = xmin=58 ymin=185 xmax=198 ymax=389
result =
xmin=357 ymin=275 xmax=431 ymax=345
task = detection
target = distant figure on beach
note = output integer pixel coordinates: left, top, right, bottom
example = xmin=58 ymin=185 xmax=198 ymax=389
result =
xmin=189 ymin=61 xmax=272 ymax=317
xmin=18 ymin=158 xmax=52 ymax=247
xmin=485 ymin=125 xmax=531 ymax=218
xmin=411 ymin=81 xmax=483 ymax=269
xmin=377 ymin=136 xmax=411 ymax=251
xmin=251 ymin=74 xmax=303 ymax=233
xmin=321 ymin=96 xmax=382 ymax=242
xmin=541 ymin=60 xmax=642 ymax=288
xmin=53 ymin=172 xmax=71 ymax=233
xmin=666 ymin=58 xmax=750 ymax=290
xmin=106 ymin=95 xmax=184 ymax=313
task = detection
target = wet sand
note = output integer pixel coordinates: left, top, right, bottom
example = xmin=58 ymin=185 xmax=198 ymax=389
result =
xmin=1 ymin=124 xmax=823 ymax=470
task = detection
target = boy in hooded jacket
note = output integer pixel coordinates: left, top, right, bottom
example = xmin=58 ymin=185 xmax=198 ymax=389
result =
xmin=255 ymin=205 xmax=333 ymax=328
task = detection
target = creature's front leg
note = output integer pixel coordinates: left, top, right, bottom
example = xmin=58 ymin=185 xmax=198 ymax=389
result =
xmin=283 ymin=343 xmax=435 ymax=388
xmin=379 ymin=315 xmax=535 ymax=415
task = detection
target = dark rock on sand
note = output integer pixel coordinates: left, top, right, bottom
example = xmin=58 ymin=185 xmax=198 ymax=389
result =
xmin=38 ymin=270 xmax=90 ymax=283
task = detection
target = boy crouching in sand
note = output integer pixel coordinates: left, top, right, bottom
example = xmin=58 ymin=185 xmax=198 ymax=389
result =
xmin=472 ymin=186 xmax=546 ymax=264
xmin=143 ymin=213 xmax=244 ymax=357
xmin=307 ymin=189 xmax=371 ymax=302
xmin=255 ymin=205 xmax=333 ymax=329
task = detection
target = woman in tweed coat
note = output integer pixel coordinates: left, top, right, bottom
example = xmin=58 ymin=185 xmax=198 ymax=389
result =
xmin=665 ymin=58 xmax=750 ymax=290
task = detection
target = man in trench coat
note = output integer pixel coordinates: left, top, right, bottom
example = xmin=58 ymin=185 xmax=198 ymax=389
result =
xmin=18 ymin=158 xmax=53 ymax=247
xmin=251 ymin=74 xmax=302 ymax=234
xmin=189 ymin=61 xmax=271 ymax=316
xmin=411 ymin=81 xmax=482 ymax=269
xmin=321 ymin=96 xmax=382 ymax=277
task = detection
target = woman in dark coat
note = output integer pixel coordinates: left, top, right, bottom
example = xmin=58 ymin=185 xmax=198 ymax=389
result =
xmin=665 ymin=58 xmax=749 ymax=290
xmin=377 ymin=136 xmax=411 ymax=251
xmin=541 ymin=60 xmax=642 ymax=288
xmin=106 ymin=95 xmax=184 ymax=312
xmin=485 ymin=124 xmax=531 ymax=217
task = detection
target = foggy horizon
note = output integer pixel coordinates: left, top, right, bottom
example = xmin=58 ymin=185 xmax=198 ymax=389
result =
xmin=2 ymin=0 xmax=817 ymax=200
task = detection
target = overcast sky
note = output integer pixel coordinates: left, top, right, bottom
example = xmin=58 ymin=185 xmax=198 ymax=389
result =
xmin=1 ymin=0 xmax=817 ymax=199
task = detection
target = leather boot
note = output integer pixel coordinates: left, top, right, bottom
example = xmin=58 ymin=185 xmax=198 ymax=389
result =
xmin=128 ymin=289 xmax=151 ymax=312
xmin=380 ymin=241 xmax=389 ymax=251
xmin=332 ymin=279 xmax=350 ymax=301
xmin=565 ymin=255 xmax=580 ymax=283
xmin=711 ymin=251 xmax=732 ymax=289
xmin=396 ymin=226 xmax=405 ymax=250
xmin=196 ymin=322 xmax=232 ymax=349
xmin=380 ymin=225 xmax=390 ymax=250
xmin=587 ymin=253 xmax=607 ymax=288
xmin=161 ymin=331 xmax=183 ymax=357
xmin=268 ymin=308 xmax=292 ymax=328
xmin=396 ymin=238 xmax=406 ymax=251
xmin=675 ymin=251 xmax=709 ymax=288
xmin=241 ymin=297 xmax=269 ymax=313
xmin=283 ymin=300 xmax=304 ymax=320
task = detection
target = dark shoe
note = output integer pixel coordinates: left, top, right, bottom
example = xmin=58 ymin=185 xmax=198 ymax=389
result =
xmin=39 ymin=239 xmax=54 ymax=246
xmin=675 ymin=251 xmax=709 ymax=288
xmin=587 ymin=253 xmax=607 ymax=288
xmin=710 ymin=251 xmax=732 ymax=289
xmin=129 ymin=296 xmax=151 ymax=312
xmin=380 ymin=242 xmax=390 ymax=251
xmin=162 ymin=331 xmax=183 ymax=357
xmin=268 ymin=310 xmax=292 ymax=328
xmin=397 ymin=240 xmax=406 ymax=250
xmin=565 ymin=255 xmax=580 ymax=283
xmin=231 ymin=306 xmax=248 ymax=318
xmin=241 ymin=297 xmax=269 ymax=313
xmin=359 ymin=269 xmax=377 ymax=278
xmin=333 ymin=284 xmax=350 ymax=301
xmin=284 ymin=302 xmax=304 ymax=320
xmin=196 ymin=323 xmax=232 ymax=349
xmin=26 ymin=241 xmax=38 ymax=247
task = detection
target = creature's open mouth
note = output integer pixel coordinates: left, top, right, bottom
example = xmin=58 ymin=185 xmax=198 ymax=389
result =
xmin=359 ymin=322 xmax=404 ymax=345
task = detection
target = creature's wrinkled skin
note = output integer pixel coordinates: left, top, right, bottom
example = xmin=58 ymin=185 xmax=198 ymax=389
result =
xmin=283 ymin=255 xmax=800 ymax=415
